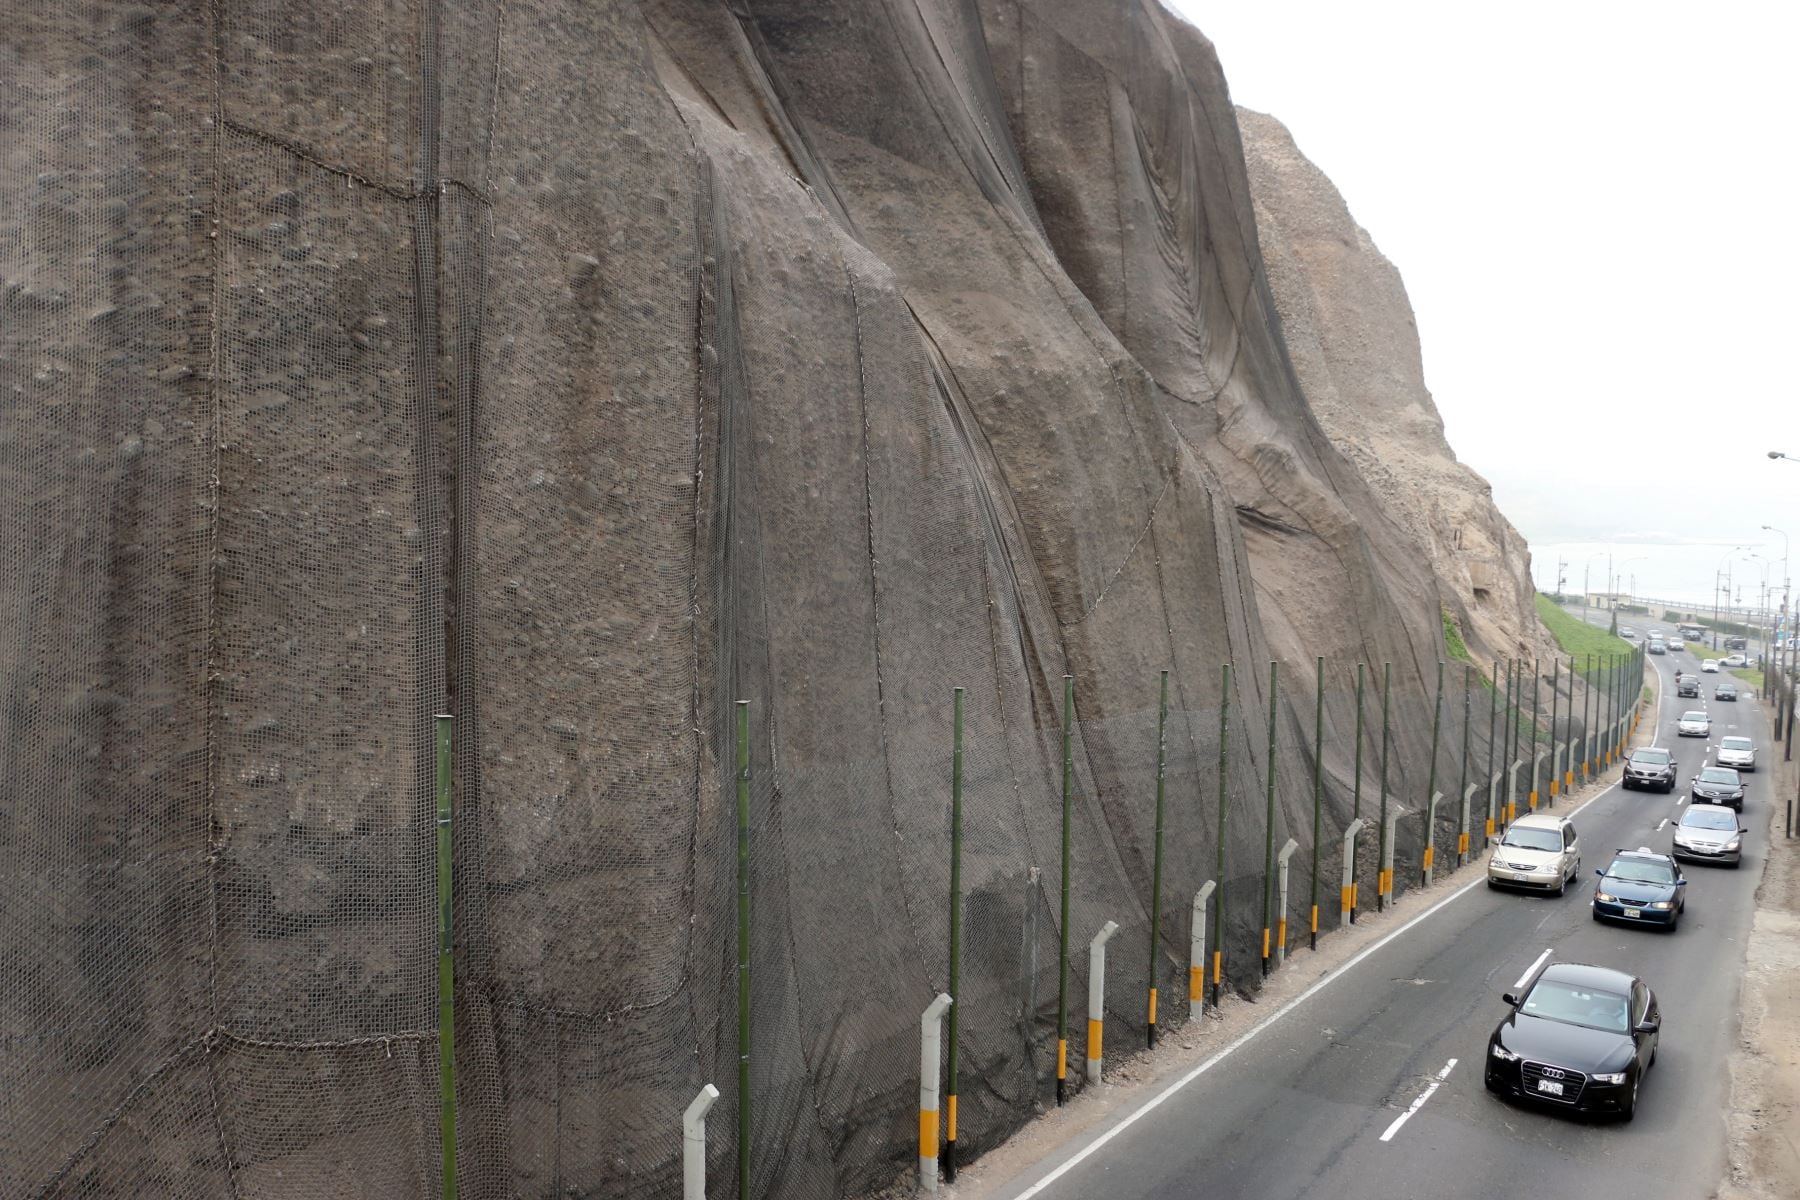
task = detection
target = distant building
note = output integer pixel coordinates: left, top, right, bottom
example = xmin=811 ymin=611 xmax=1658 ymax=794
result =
xmin=1584 ymin=591 xmax=1631 ymax=609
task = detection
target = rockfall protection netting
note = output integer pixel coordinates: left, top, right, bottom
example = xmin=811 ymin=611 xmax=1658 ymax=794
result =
xmin=2 ymin=1 xmax=1628 ymax=1197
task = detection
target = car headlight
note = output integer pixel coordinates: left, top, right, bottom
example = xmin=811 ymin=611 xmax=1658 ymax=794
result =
xmin=1649 ymin=900 xmax=1675 ymax=910
xmin=1727 ymin=838 xmax=1742 ymax=850
xmin=1595 ymin=890 xmax=1617 ymax=903
xmin=1490 ymin=1044 xmax=1519 ymax=1062
xmin=1592 ymin=1071 xmax=1627 ymax=1085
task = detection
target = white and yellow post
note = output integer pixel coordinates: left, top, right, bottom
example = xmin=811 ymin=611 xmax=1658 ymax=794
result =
xmin=1459 ymin=783 xmax=1478 ymax=866
xmin=1339 ymin=818 xmax=1364 ymax=927
xmin=1274 ymin=839 xmax=1299 ymax=966
xmin=1188 ymin=880 xmax=1215 ymax=1019
xmin=917 ymin=993 xmax=953 ymax=1194
xmin=1085 ymin=921 xmax=1120 ymax=1084
xmin=1379 ymin=807 xmax=1403 ymax=905
xmin=1531 ymin=751 xmax=1549 ymax=812
xmin=683 ymin=1085 xmax=719 ymax=1200
xmin=1506 ymin=759 xmax=1525 ymax=825
xmin=1422 ymin=792 xmax=1443 ymax=886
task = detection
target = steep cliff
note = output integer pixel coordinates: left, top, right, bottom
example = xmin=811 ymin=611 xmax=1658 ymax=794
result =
xmin=1236 ymin=107 xmax=1545 ymax=662
xmin=4 ymin=4 xmax=1559 ymax=1199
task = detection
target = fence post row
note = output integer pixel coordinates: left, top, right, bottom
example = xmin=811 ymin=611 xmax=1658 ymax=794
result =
xmin=1457 ymin=664 xmax=1472 ymax=860
xmin=945 ymin=688 xmax=964 ymax=1180
xmin=1485 ymin=660 xmax=1500 ymax=843
xmin=1547 ymin=659 xmax=1561 ymax=800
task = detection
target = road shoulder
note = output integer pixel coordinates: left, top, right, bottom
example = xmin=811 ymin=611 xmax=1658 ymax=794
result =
xmin=1720 ymin=737 xmax=1800 ymax=1199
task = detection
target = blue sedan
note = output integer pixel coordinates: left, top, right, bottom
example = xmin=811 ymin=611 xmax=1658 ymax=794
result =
xmin=1592 ymin=849 xmax=1686 ymax=930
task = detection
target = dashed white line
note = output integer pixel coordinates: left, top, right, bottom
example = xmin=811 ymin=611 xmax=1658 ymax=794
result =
xmin=1513 ymin=947 xmax=1552 ymax=990
xmin=1656 ymin=818 xmax=1668 ymax=831
xmin=1380 ymin=1058 xmax=1459 ymax=1142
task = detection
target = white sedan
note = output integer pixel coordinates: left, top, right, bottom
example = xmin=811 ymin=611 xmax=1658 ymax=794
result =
xmin=1677 ymin=711 xmax=1711 ymax=737
xmin=1701 ymin=659 xmax=1721 ymax=673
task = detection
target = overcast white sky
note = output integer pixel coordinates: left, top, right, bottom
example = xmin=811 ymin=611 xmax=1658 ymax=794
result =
xmin=1172 ymin=0 xmax=1800 ymax=610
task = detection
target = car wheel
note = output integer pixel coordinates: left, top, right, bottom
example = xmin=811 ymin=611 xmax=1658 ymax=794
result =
xmin=1621 ymin=1072 xmax=1639 ymax=1122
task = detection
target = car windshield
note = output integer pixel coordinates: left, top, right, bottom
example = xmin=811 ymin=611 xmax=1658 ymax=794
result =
xmin=1681 ymin=711 xmax=1708 ymax=722
xmin=1699 ymin=767 xmax=1739 ymax=785
xmin=1722 ymin=738 xmax=1753 ymax=751
xmin=1681 ymin=807 xmax=1737 ymax=831
xmin=1500 ymin=828 xmax=1562 ymax=852
xmin=1606 ymin=857 xmax=1675 ymax=885
xmin=1521 ymin=980 xmax=1630 ymax=1034
xmin=1631 ymin=750 xmax=1670 ymax=766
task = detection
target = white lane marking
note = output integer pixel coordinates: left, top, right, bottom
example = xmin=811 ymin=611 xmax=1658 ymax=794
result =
xmin=1513 ymin=947 xmax=1552 ymax=990
xmin=1656 ymin=818 xmax=1668 ymax=831
xmin=1380 ymin=1058 xmax=1458 ymax=1142
xmin=1006 ymin=771 xmax=1633 ymax=1198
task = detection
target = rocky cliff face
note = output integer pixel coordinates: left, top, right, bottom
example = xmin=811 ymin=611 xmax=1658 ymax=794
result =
xmin=4 ymin=4 xmax=1548 ymax=1199
xmin=1236 ymin=108 xmax=1544 ymax=662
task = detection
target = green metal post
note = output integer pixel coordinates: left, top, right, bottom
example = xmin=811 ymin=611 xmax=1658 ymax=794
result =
xmin=735 ymin=701 xmax=751 ymax=1200
xmin=1056 ymin=675 xmax=1074 ymax=1106
xmin=1527 ymin=659 xmax=1540 ymax=810
xmin=1351 ymin=663 xmax=1365 ymax=922
xmin=1547 ymin=659 xmax=1561 ymax=804
xmin=1484 ymin=660 xmax=1499 ymax=847
xmin=1212 ymin=664 xmax=1231 ymax=1008
xmin=1260 ymin=661 xmax=1279 ymax=976
xmin=945 ymin=687 xmax=964 ymax=1179
xmin=1309 ymin=656 xmax=1324 ymax=950
xmin=1458 ymin=664 xmax=1472 ymax=863
xmin=1148 ymin=671 xmax=1169 ymax=1047
xmin=1422 ymin=659 xmax=1443 ymax=887
xmin=435 ymin=714 xmax=456 ymax=1200
xmin=1502 ymin=659 xmax=1517 ymax=822
xmin=1584 ymin=653 xmax=1595 ymax=777
xmin=1377 ymin=662 xmax=1392 ymax=912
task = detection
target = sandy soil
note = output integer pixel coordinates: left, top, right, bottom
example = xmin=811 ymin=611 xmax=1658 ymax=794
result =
xmin=1719 ymin=720 xmax=1800 ymax=1199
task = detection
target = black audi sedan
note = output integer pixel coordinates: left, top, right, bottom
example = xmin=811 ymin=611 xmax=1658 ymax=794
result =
xmin=1486 ymin=961 xmax=1660 ymax=1120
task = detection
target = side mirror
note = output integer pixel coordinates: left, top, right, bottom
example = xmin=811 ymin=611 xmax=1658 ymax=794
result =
xmin=1634 ymin=1019 xmax=1660 ymax=1036
xmin=1740 ymin=828 xmax=1749 ymax=835
xmin=1594 ymin=868 xmax=1604 ymax=877
xmin=1675 ymin=879 xmax=1687 ymax=887
xmin=1502 ymin=991 xmax=1520 ymax=1007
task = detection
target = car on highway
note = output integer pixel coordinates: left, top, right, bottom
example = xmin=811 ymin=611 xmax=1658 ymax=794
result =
xmin=1622 ymin=747 xmax=1677 ymax=792
xmin=1702 ymin=659 xmax=1720 ymax=673
xmin=1715 ymin=682 xmax=1739 ymax=701
xmin=1677 ymin=710 xmax=1711 ymax=738
xmin=1487 ymin=813 xmax=1583 ymax=894
xmin=1620 ymin=626 xmax=1637 ymax=639
xmin=1724 ymin=652 xmax=1748 ymax=668
xmin=1690 ymin=765 xmax=1746 ymax=810
xmin=1717 ymin=735 xmax=1757 ymax=772
xmin=1667 ymin=636 xmax=1686 ymax=651
xmin=1592 ymin=848 xmax=1686 ymax=930
xmin=1647 ymin=639 xmax=1667 ymax=655
xmin=1485 ymin=961 xmax=1660 ymax=1121
xmin=1676 ymin=675 xmax=1701 ymax=698
xmin=1671 ymin=803 xmax=1745 ymax=867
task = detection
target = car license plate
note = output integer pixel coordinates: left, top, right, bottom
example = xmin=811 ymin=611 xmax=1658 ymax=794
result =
xmin=1623 ymin=909 xmax=1640 ymax=918
xmin=1536 ymin=1079 xmax=1564 ymax=1096
xmin=1513 ymin=873 xmax=1530 ymax=881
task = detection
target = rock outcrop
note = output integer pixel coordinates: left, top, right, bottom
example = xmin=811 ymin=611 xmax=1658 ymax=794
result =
xmin=1237 ymin=107 xmax=1544 ymax=662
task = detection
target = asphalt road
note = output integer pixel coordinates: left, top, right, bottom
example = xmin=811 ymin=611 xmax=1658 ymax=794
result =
xmin=978 ymin=633 xmax=1769 ymax=1200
